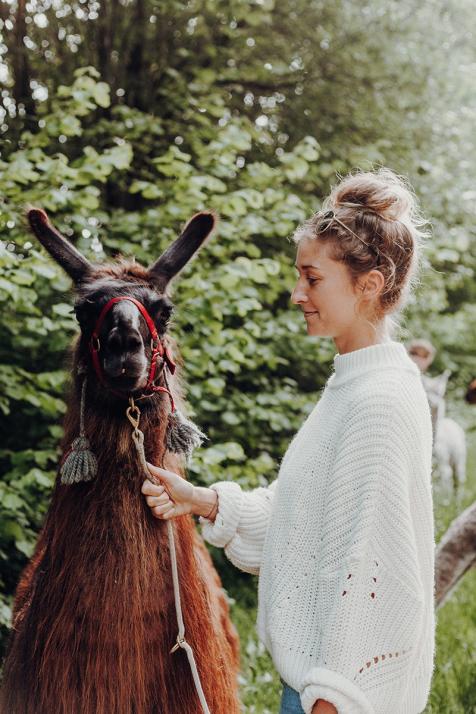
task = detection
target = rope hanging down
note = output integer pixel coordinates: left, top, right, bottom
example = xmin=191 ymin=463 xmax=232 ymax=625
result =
xmin=126 ymin=398 xmax=211 ymax=714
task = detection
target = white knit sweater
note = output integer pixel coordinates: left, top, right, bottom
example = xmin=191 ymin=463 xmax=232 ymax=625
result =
xmin=200 ymin=341 xmax=436 ymax=714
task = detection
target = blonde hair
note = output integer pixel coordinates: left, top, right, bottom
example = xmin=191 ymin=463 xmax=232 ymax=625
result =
xmin=292 ymin=168 xmax=428 ymax=333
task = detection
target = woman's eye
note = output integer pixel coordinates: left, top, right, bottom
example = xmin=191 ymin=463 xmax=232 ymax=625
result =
xmin=308 ymin=277 xmax=320 ymax=286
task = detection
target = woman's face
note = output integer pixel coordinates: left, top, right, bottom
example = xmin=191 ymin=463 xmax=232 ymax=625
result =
xmin=291 ymin=238 xmax=363 ymax=339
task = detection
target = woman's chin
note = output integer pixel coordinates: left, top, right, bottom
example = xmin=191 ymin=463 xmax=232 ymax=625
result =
xmin=305 ymin=322 xmax=331 ymax=337
xmin=304 ymin=318 xmax=322 ymax=336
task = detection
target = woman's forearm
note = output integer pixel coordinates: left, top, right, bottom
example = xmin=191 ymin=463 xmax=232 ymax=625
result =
xmin=192 ymin=486 xmax=218 ymax=521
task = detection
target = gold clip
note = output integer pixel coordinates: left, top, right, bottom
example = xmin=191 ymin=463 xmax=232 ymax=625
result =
xmin=126 ymin=397 xmax=141 ymax=430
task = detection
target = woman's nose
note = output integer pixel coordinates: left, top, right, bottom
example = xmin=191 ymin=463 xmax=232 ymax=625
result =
xmin=291 ymin=282 xmax=308 ymax=305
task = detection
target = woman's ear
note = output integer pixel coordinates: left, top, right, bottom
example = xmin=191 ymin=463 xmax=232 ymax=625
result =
xmin=358 ymin=269 xmax=385 ymax=300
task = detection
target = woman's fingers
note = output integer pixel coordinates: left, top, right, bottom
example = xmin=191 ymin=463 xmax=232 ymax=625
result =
xmin=141 ymin=464 xmax=194 ymax=519
xmin=145 ymin=493 xmax=170 ymax=508
xmin=141 ymin=479 xmax=165 ymax=497
xmin=151 ymin=502 xmax=175 ymax=519
xmin=146 ymin=462 xmax=180 ymax=485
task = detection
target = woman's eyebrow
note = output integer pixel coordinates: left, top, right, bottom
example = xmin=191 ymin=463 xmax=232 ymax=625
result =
xmin=294 ymin=263 xmax=323 ymax=270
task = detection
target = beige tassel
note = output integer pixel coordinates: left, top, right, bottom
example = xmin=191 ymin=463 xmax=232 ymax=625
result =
xmin=60 ymin=377 xmax=98 ymax=484
xmin=161 ymin=373 xmax=207 ymax=460
xmin=166 ymin=408 xmax=207 ymax=460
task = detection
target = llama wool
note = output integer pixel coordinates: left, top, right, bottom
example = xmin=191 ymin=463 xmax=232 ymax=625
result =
xmin=200 ymin=341 xmax=436 ymax=714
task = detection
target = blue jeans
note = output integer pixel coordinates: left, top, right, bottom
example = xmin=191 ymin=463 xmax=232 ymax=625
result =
xmin=279 ymin=679 xmax=305 ymax=714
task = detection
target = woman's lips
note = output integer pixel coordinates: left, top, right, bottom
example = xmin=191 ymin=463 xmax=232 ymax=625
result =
xmin=304 ymin=311 xmax=319 ymax=317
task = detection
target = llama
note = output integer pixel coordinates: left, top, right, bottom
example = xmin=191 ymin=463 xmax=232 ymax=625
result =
xmin=422 ymin=371 xmax=467 ymax=496
xmin=0 ymin=209 xmax=241 ymax=714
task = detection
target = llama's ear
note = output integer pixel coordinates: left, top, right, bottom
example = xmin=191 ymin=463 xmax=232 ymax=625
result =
xmin=148 ymin=211 xmax=217 ymax=291
xmin=27 ymin=208 xmax=93 ymax=284
xmin=436 ymin=370 xmax=451 ymax=396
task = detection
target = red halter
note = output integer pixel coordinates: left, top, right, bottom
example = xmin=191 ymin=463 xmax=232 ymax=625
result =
xmin=89 ymin=296 xmax=176 ymax=403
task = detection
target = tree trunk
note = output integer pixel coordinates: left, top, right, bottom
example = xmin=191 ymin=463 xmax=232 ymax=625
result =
xmin=435 ymin=500 xmax=476 ymax=608
xmin=96 ymin=0 xmax=114 ymax=88
xmin=11 ymin=0 xmax=35 ymax=120
xmin=125 ymin=0 xmax=147 ymax=110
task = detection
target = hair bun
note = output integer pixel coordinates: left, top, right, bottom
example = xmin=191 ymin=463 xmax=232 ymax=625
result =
xmin=331 ymin=168 xmax=414 ymax=222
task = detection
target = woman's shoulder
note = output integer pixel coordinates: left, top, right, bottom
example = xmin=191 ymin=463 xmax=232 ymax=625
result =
xmin=341 ymin=368 xmax=430 ymax=425
xmin=330 ymin=376 xmax=432 ymax=463
xmin=353 ymin=364 xmax=423 ymax=394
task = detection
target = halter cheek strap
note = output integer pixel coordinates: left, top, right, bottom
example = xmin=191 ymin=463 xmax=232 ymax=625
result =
xmin=89 ymin=296 xmax=176 ymax=401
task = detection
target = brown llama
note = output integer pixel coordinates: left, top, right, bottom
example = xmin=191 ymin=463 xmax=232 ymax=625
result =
xmin=0 ymin=209 xmax=241 ymax=714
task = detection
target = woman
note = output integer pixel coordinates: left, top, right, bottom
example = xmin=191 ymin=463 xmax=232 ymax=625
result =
xmin=142 ymin=168 xmax=435 ymax=714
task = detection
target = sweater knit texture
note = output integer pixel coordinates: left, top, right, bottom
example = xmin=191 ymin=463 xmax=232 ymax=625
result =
xmin=200 ymin=341 xmax=436 ymax=714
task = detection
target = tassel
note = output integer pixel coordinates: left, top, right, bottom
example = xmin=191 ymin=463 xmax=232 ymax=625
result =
xmin=60 ymin=436 xmax=98 ymax=484
xmin=60 ymin=376 xmax=98 ymax=484
xmin=165 ymin=408 xmax=207 ymax=460
xmin=161 ymin=371 xmax=207 ymax=460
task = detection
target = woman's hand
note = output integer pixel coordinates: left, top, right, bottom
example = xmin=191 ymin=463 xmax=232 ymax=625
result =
xmin=141 ymin=462 xmax=195 ymax=519
xmin=141 ymin=462 xmax=218 ymax=521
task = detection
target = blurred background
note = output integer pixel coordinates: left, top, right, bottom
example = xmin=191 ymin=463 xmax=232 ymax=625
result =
xmin=0 ymin=1 xmax=475 ymax=711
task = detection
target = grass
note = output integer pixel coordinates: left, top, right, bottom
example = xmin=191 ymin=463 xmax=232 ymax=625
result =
xmin=227 ymin=427 xmax=476 ymax=713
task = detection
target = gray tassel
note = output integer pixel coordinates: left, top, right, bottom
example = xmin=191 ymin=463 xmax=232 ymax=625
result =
xmin=60 ymin=376 xmax=98 ymax=484
xmin=166 ymin=408 xmax=207 ymax=460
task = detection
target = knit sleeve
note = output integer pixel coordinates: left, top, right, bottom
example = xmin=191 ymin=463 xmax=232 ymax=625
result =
xmin=199 ymin=479 xmax=278 ymax=576
xmin=299 ymin=391 xmax=429 ymax=714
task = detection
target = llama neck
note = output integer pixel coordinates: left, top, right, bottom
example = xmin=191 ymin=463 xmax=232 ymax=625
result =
xmin=40 ymin=381 xmax=175 ymax=608
xmin=433 ymin=397 xmax=445 ymax=439
xmin=437 ymin=398 xmax=446 ymax=421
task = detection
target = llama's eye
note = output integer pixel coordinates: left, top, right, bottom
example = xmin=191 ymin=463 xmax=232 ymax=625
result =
xmin=162 ymin=304 xmax=173 ymax=322
xmin=145 ymin=298 xmax=173 ymax=334
xmin=152 ymin=298 xmax=173 ymax=323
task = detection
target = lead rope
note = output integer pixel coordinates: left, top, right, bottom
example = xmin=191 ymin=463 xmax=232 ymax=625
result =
xmin=126 ymin=397 xmax=211 ymax=714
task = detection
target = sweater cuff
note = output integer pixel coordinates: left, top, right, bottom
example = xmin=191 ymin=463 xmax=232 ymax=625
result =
xmin=198 ymin=481 xmax=244 ymax=548
xmin=300 ymin=667 xmax=374 ymax=714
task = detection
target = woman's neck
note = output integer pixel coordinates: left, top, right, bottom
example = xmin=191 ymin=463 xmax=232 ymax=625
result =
xmin=333 ymin=321 xmax=390 ymax=355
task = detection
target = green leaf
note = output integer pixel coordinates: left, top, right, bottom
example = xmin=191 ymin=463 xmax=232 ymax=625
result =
xmin=106 ymin=143 xmax=133 ymax=170
xmin=15 ymin=538 xmax=35 ymax=557
xmin=130 ymin=180 xmax=163 ymax=199
xmin=93 ymin=81 xmax=111 ymax=108
xmin=58 ymin=115 xmax=82 ymax=137
xmin=2 ymin=493 xmax=24 ymax=510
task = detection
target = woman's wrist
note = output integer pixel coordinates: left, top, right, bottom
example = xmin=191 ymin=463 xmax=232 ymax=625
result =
xmin=192 ymin=486 xmax=218 ymax=521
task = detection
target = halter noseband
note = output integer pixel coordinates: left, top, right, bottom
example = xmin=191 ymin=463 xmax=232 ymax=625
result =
xmin=89 ymin=296 xmax=176 ymax=402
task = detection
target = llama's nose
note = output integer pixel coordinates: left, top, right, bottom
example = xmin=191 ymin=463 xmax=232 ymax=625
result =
xmin=102 ymin=327 xmax=146 ymax=381
xmin=104 ymin=350 xmax=147 ymax=378
xmin=103 ymin=355 xmax=127 ymax=379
